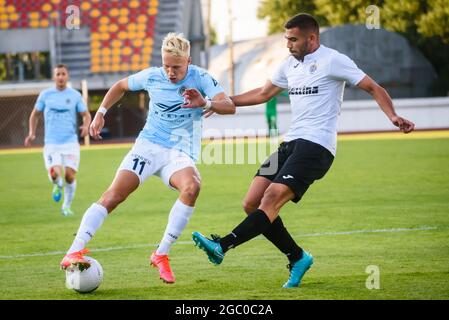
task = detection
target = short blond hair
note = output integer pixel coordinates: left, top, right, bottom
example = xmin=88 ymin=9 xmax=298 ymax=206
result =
xmin=161 ymin=32 xmax=190 ymax=57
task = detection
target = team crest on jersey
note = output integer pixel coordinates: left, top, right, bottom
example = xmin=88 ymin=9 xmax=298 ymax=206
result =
xmin=309 ymin=62 xmax=318 ymax=74
xmin=66 ymin=98 xmax=71 ymax=104
xmin=177 ymin=86 xmax=187 ymax=96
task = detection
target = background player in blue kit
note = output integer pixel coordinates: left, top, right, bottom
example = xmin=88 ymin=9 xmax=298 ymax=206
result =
xmin=24 ymin=64 xmax=91 ymax=217
xmin=60 ymin=33 xmax=235 ymax=284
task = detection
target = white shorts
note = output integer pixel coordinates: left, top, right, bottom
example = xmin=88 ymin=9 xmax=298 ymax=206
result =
xmin=118 ymin=138 xmax=200 ymax=189
xmin=43 ymin=142 xmax=80 ymax=171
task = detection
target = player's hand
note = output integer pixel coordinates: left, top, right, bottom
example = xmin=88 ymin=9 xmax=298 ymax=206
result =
xmin=390 ymin=115 xmax=415 ymax=133
xmin=89 ymin=114 xmax=104 ymax=140
xmin=79 ymin=125 xmax=89 ymax=137
xmin=24 ymin=134 xmax=35 ymax=147
xmin=182 ymin=88 xmax=206 ymax=108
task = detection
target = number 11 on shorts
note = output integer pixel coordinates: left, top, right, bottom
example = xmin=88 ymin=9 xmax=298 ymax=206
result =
xmin=132 ymin=158 xmax=146 ymax=175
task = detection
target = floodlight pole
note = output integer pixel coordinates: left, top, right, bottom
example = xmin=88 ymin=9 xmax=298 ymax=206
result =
xmin=204 ymin=0 xmax=211 ymax=68
xmin=81 ymin=79 xmax=90 ymax=147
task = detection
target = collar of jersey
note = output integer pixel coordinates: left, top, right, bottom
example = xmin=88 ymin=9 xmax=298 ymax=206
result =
xmin=51 ymin=86 xmax=69 ymax=92
xmin=303 ymin=45 xmax=324 ymax=62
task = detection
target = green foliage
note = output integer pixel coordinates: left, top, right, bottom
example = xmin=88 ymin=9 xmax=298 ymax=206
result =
xmin=0 ymin=52 xmax=51 ymax=82
xmin=314 ymin=0 xmax=372 ymax=25
xmin=416 ymin=0 xmax=449 ymax=42
xmin=257 ymin=0 xmax=327 ymax=35
xmin=257 ymin=0 xmax=449 ymax=95
xmin=210 ymin=25 xmax=218 ymax=46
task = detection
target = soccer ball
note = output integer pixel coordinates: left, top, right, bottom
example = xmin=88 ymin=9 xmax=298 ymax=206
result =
xmin=65 ymin=256 xmax=103 ymax=293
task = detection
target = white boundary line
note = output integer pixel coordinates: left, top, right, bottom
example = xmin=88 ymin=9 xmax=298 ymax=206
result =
xmin=0 ymin=225 xmax=444 ymax=260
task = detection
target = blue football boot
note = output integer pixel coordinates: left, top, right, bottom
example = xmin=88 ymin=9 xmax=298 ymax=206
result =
xmin=52 ymin=184 xmax=62 ymax=202
xmin=192 ymin=232 xmax=225 ymax=265
xmin=283 ymin=251 xmax=314 ymax=288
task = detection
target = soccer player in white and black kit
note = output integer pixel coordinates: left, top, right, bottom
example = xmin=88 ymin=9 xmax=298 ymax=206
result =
xmin=191 ymin=13 xmax=415 ymax=288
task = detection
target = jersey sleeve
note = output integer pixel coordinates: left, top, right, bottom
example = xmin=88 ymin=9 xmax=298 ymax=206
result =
xmin=76 ymin=93 xmax=88 ymax=112
xmin=34 ymin=91 xmax=46 ymax=111
xmin=270 ymin=60 xmax=289 ymax=89
xmin=128 ymin=68 xmax=152 ymax=91
xmin=329 ymin=52 xmax=366 ymax=85
xmin=199 ymin=70 xmax=224 ymax=99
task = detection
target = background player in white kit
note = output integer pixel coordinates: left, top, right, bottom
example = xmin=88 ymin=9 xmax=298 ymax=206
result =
xmin=191 ymin=13 xmax=415 ymax=288
xmin=60 ymin=33 xmax=235 ymax=284
xmin=24 ymin=64 xmax=91 ymax=217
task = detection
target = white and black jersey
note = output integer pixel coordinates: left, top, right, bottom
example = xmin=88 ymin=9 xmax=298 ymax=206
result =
xmin=271 ymin=45 xmax=366 ymax=156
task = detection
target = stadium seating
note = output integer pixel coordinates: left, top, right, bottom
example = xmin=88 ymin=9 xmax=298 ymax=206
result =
xmin=0 ymin=0 xmax=159 ymax=73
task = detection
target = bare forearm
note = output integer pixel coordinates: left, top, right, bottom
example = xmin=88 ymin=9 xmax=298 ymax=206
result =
xmin=231 ymin=81 xmax=283 ymax=107
xmin=210 ymin=97 xmax=235 ymax=114
xmin=231 ymin=87 xmax=270 ymax=107
xmin=371 ymin=85 xmax=397 ymax=120
xmin=99 ymin=80 xmax=128 ymax=111
xmin=358 ymin=75 xmax=397 ymax=120
xmin=357 ymin=75 xmax=414 ymax=134
xmin=28 ymin=111 xmax=38 ymax=136
xmin=82 ymin=111 xmax=91 ymax=127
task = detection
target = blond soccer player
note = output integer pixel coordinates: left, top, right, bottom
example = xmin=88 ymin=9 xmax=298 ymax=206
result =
xmin=60 ymin=33 xmax=235 ymax=284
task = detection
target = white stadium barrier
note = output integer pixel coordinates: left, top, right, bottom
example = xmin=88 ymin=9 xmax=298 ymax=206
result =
xmin=202 ymin=97 xmax=449 ymax=138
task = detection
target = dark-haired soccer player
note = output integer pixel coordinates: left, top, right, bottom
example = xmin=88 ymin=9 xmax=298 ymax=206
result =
xmin=190 ymin=13 xmax=415 ymax=288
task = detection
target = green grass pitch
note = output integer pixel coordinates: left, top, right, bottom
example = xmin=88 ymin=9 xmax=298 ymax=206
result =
xmin=0 ymin=137 xmax=448 ymax=300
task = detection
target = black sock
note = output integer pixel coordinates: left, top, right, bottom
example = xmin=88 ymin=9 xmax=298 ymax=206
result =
xmin=220 ymin=209 xmax=271 ymax=253
xmin=263 ymin=216 xmax=303 ymax=263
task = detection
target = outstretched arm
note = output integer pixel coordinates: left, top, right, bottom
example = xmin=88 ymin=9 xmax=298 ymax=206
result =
xmin=231 ymin=80 xmax=284 ymax=107
xmin=357 ymin=75 xmax=415 ymax=133
xmin=182 ymin=89 xmax=235 ymax=115
xmin=24 ymin=108 xmax=42 ymax=146
xmin=90 ymin=78 xmax=129 ymax=140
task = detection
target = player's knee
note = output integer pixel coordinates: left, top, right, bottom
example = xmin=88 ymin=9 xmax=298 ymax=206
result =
xmin=65 ymin=172 xmax=76 ymax=184
xmin=99 ymin=189 xmax=128 ymax=211
xmin=180 ymin=181 xmax=201 ymax=201
xmin=260 ymin=188 xmax=284 ymax=210
xmin=49 ymin=166 xmax=62 ymax=179
xmin=242 ymin=199 xmax=257 ymax=215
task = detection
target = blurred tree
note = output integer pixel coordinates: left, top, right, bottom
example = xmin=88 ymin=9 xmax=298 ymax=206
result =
xmin=257 ymin=0 xmax=449 ymax=95
xmin=210 ymin=25 xmax=218 ymax=46
xmin=257 ymin=0 xmax=327 ymax=34
xmin=314 ymin=0 xmax=372 ymax=25
xmin=0 ymin=56 xmax=6 ymax=81
xmin=420 ymin=7 xmax=449 ymax=40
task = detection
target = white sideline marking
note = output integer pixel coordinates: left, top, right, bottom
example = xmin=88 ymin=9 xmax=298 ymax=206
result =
xmin=0 ymin=225 xmax=443 ymax=260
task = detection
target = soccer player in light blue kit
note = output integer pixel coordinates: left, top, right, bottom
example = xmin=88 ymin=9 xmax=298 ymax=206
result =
xmin=25 ymin=64 xmax=91 ymax=216
xmin=60 ymin=33 xmax=235 ymax=284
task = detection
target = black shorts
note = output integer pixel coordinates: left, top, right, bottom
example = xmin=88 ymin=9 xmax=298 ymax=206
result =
xmin=256 ymin=138 xmax=334 ymax=203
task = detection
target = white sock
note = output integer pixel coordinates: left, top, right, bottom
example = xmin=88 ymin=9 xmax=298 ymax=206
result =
xmin=63 ymin=180 xmax=76 ymax=209
xmin=67 ymin=203 xmax=108 ymax=254
xmin=156 ymin=199 xmax=194 ymax=255
xmin=55 ymin=177 xmax=63 ymax=188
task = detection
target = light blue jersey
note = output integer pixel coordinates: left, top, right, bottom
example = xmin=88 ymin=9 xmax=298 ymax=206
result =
xmin=35 ymin=87 xmax=87 ymax=145
xmin=128 ymin=65 xmax=224 ymax=161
